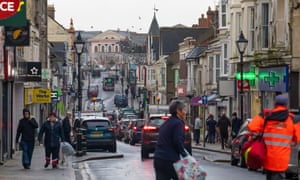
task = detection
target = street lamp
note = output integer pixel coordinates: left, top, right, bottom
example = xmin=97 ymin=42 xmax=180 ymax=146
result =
xmin=236 ymin=31 xmax=248 ymax=122
xmin=62 ymin=61 xmax=67 ymax=112
xmin=74 ymin=32 xmax=85 ymax=114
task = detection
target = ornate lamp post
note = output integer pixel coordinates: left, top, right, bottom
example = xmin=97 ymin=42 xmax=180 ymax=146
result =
xmin=236 ymin=31 xmax=248 ymax=122
xmin=74 ymin=32 xmax=85 ymax=156
xmin=74 ymin=32 xmax=85 ymax=114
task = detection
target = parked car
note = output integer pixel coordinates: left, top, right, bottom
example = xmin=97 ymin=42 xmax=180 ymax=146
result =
xmin=129 ymin=119 xmax=145 ymax=145
xmin=230 ymin=118 xmax=252 ymax=167
xmin=141 ymin=114 xmax=192 ymax=159
xmin=87 ymin=84 xmax=99 ymax=98
xmin=73 ymin=116 xmax=116 ymax=152
xmin=116 ymin=119 xmax=131 ymax=140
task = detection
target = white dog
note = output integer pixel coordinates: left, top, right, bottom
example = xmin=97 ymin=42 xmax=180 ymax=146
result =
xmin=60 ymin=142 xmax=75 ymax=166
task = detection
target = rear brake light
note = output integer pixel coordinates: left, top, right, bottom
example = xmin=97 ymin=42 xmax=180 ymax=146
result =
xmin=108 ymin=128 xmax=114 ymax=132
xmin=143 ymin=126 xmax=157 ymax=130
xmin=184 ymin=125 xmax=189 ymax=131
xmin=133 ymin=126 xmax=137 ymax=131
xmin=161 ymin=116 xmax=169 ymax=120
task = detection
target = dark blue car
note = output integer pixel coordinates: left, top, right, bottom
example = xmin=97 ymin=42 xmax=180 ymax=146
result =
xmin=129 ymin=119 xmax=145 ymax=145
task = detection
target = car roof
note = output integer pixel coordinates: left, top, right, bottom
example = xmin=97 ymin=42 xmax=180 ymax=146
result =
xmin=81 ymin=116 xmax=110 ymax=121
xmin=149 ymin=114 xmax=171 ymax=118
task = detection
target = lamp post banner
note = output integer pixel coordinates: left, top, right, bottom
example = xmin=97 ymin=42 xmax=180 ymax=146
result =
xmin=0 ymin=0 xmax=27 ymax=26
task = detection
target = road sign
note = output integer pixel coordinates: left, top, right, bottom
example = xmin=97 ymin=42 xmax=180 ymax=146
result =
xmin=237 ymin=80 xmax=250 ymax=91
xmin=202 ymin=95 xmax=208 ymax=105
xmin=51 ymin=91 xmax=58 ymax=100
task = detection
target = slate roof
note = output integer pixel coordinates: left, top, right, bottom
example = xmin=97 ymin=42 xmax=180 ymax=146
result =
xmin=160 ymin=27 xmax=213 ymax=55
xmin=148 ymin=13 xmax=160 ymax=36
xmin=50 ymin=42 xmax=66 ymax=62
xmin=186 ymin=46 xmax=208 ymax=60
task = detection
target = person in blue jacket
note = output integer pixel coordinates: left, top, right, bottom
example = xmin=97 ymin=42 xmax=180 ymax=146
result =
xmin=154 ymin=100 xmax=187 ymax=180
xmin=38 ymin=112 xmax=64 ymax=169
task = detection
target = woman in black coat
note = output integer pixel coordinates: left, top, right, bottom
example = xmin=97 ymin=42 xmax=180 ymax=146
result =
xmin=154 ymin=100 xmax=187 ymax=180
xmin=38 ymin=112 xmax=64 ymax=168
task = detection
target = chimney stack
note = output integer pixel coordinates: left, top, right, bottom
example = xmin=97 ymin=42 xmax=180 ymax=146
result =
xmin=48 ymin=5 xmax=55 ymax=19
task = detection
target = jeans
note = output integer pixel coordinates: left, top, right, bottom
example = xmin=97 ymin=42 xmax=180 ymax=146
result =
xmin=194 ymin=129 xmax=200 ymax=144
xmin=154 ymin=158 xmax=178 ymax=180
xmin=45 ymin=145 xmax=60 ymax=165
xmin=19 ymin=140 xmax=35 ymax=167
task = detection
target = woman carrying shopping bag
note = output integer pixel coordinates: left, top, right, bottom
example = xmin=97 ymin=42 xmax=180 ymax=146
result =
xmin=38 ymin=112 xmax=64 ymax=169
xmin=154 ymin=100 xmax=188 ymax=180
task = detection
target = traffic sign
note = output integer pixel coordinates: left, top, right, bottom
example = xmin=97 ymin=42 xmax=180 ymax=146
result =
xmin=202 ymin=95 xmax=208 ymax=105
xmin=237 ymin=80 xmax=250 ymax=91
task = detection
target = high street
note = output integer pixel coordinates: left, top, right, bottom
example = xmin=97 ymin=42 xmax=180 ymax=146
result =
xmin=74 ymin=73 xmax=266 ymax=180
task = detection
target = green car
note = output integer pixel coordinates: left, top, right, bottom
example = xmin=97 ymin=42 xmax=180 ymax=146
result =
xmin=80 ymin=116 xmax=117 ymax=152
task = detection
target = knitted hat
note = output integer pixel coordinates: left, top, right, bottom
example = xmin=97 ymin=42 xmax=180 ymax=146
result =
xmin=275 ymin=94 xmax=288 ymax=106
xmin=23 ymin=108 xmax=30 ymax=115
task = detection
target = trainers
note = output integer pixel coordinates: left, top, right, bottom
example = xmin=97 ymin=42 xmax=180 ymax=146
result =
xmin=44 ymin=162 xmax=49 ymax=168
xmin=52 ymin=164 xmax=58 ymax=169
xmin=24 ymin=165 xmax=30 ymax=169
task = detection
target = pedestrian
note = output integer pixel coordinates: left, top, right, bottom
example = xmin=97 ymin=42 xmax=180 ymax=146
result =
xmin=16 ymin=108 xmax=38 ymax=169
xmin=206 ymin=114 xmax=217 ymax=144
xmin=62 ymin=112 xmax=72 ymax=144
xmin=125 ymin=88 xmax=129 ymax=97
xmin=248 ymin=94 xmax=298 ymax=180
xmin=154 ymin=100 xmax=187 ymax=180
xmin=38 ymin=112 xmax=64 ymax=169
xmin=61 ymin=112 xmax=72 ymax=165
xmin=231 ymin=112 xmax=242 ymax=138
xmin=217 ymin=111 xmax=231 ymax=149
xmin=194 ymin=115 xmax=202 ymax=145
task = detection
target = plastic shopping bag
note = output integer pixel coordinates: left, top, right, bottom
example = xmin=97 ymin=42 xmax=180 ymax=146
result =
xmin=61 ymin=142 xmax=75 ymax=156
xmin=173 ymin=151 xmax=207 ymax=180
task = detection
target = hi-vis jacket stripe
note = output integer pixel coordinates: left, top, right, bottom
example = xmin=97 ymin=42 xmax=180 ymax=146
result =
xmin=263 ymin=132 xmax=293 ymax=147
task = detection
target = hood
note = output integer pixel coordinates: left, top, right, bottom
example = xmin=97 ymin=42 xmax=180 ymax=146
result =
xmin=23 ymin=108 xmax=30 ymax=117
xmin=266 ymin=109 xmax=289 ymax=122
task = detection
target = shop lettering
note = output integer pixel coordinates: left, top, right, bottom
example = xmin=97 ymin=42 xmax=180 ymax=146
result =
xmin=0 ymin=2 xmax=15 ymax=12
xmin=0 ymin=0 xmax=24 ymax=20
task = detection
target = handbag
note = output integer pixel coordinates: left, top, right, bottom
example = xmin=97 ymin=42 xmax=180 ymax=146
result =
xmin=173 ymin=150 xmax=207 ymax=180
xmin=242 ymin=119 xmax=267 ymax=170
xmin=61 ymin=142 xmax=75 ymax=156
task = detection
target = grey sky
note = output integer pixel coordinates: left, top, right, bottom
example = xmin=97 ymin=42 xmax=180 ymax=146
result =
xmin=48 ymin=0 xmax=216 ymax=33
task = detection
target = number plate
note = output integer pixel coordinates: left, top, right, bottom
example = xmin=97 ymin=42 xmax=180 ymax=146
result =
xmin=92 ymin=133 xmax=103 ymax=137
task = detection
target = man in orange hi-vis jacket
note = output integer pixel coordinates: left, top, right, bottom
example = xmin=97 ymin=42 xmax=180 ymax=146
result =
xmin=248 ymin=94 xmax=298 ymax=180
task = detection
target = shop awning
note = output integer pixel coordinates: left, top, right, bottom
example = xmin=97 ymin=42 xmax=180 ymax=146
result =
xmin=191 ymin=96 xmax=201 ymax=106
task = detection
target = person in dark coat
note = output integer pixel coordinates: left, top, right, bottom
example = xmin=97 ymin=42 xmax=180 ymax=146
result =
xmin=154 ymin=100 xmax=187 ymax=180
xmin=16 ymin=108 xmax=38 ymax=169
xmin=217 ymin=111 xmax=231 ymax=149
xmin=231 ymin=112 xmax=242 ymax=138
xmin=206 ymin=114 xmax=217 ymax=144
xmin=38 ymin=112 xmax=64 ymax=169
xmin=62 ymin=112 xmax=72 ymax=143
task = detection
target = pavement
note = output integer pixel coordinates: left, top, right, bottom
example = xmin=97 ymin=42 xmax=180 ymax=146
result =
xmin=0 ymin=145 xmax=123 ymax=180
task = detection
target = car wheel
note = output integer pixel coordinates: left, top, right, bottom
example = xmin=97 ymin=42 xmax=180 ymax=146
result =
xmin=129 ymin=139 xmax=135 ymax=145
xmin=108 ymin=144 xmax=117 ymax=153
xmin=240 ymin=154 xmax=247 ymax=168
xmin=141 ymin=147 xmax=149 ymax=159
xmin=231 ymin=155 xmax=238 ymax=166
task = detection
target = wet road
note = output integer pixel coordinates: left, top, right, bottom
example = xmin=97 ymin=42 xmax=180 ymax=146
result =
xmin=74 ymin=141 xmax=265 ymax=180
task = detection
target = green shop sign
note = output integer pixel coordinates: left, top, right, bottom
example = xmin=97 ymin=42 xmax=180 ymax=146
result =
xmin=258 ymin=66 xmax=288 ymax=92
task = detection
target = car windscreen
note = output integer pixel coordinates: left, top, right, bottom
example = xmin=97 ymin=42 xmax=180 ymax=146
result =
xmin=149 ymin=118 xmax=165 ymax=127
xmin=83 ymin=120 xmax=110 ymax=128
xmin=89 ymin=86 xmax=98 ymax=91
xmin=136 ymin=120 xmax=145 ymax=127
